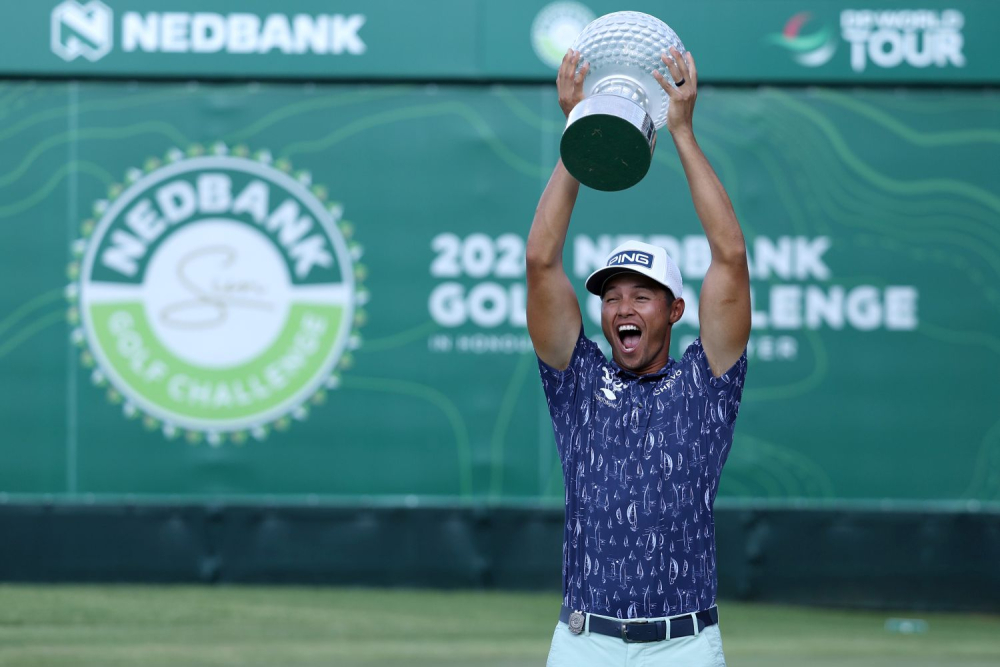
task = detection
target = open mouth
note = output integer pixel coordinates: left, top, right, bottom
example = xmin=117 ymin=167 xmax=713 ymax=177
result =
xmin=617 ymin=323 xmax=642 ymax=354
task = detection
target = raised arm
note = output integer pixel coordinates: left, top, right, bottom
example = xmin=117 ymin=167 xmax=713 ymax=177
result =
xmin=654 ymin=49 xmax=751 ymax=376
xmin=526 ymin=50 xmax=590 ymax=370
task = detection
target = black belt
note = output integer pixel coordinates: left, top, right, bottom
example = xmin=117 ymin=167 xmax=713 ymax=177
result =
xmin=559 ymin=605 xmax=719 ymax=643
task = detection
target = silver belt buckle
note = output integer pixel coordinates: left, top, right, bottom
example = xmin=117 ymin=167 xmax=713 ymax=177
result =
xmin=568 ymin=610 xmax=585 ymax=635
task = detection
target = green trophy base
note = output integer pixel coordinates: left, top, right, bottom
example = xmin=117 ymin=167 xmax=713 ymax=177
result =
xmin=560 ymin=95 xmax=656 ymax=192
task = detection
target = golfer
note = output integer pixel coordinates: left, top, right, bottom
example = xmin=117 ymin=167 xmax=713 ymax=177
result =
xmin=527 ymin=48 xmax=751 ymax=666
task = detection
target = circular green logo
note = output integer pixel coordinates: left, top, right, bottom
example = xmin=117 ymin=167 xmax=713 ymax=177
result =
xmin=69 ymin=147 xmax=363 ymax=443
xmin=531 ymin=2 xmax=596 ymax=69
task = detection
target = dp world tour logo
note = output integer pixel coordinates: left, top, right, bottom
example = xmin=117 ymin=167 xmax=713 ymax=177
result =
xmin=767 ymin=12 xmax=837 ymax=67
xmin=67 ymin=145 xmax=365 ymax=444
xmin=51 ymin=0 xmax=113 ymax=62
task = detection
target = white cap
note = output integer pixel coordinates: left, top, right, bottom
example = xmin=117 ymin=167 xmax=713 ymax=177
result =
xmin=585 ymin=240 xmax=683 ymax=298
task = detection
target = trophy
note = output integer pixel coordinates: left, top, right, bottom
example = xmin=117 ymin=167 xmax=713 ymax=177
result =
xmin=560 ymin=11 xmax=686 ymax=191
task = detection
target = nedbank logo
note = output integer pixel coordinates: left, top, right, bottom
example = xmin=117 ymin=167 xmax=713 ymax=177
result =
xmin=67 ymin=146 xmax=366 ymax=444
xmin=52 ymin=1 xmax=113 ymax=62
xmin=766 ymin=12 xmax=837 ymax=67
xmin=51 ymin=3 xmax=366 ymax=61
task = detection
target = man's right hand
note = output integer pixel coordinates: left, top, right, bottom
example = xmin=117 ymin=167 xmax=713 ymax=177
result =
xmin=558 ymin=50 xmax=590 ymax=118
xmin=524 ymin=52 xmax=588 ymax=371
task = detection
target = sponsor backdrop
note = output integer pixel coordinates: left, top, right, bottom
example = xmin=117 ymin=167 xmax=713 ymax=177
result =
xmin=3 ymin=0 xmax=995 ymax=83
xmin=1 ymin=79 xmax=997 ymax=507
xmin=0 ymin=1 xmax=997 ymax=511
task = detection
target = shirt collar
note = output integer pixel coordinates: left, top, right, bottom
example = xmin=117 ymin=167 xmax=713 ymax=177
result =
xmin=608 ymin=356 xmax=676 ymax=381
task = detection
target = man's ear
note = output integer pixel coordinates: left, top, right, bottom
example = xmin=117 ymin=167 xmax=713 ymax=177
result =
xmin=669 ymin=298 xmax=685 ymax=325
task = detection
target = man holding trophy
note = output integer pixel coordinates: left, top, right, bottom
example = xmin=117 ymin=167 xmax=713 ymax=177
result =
xmin=526 ymin=12 xmax=751 ymax=667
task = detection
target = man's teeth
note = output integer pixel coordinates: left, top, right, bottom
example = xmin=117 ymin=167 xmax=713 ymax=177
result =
xmin=618 ymin=324 xmax=639 ymax=333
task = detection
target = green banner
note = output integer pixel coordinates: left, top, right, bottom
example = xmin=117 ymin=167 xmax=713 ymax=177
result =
xmin=0 ymin=0 xmax=996 ymax=83
xmin=0 ymin=80 xmax=997 ymax=506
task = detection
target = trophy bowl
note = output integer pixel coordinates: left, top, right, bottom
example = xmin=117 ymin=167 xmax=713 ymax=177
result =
xmin=560 ymin=11 xmax=686 ymax=191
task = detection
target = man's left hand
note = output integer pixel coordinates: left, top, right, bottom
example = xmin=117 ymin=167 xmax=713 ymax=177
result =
xmin=653 ymin=48 xmax=698 ymax=136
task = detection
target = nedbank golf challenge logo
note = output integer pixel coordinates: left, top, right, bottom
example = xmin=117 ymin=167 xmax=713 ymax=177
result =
xmin=67 ymin=145 xmax=365 ymax=444
xmin=767 ymin=12 xmax=837 ymax=67
xmin=531 ymin=2 xmax=595 ymax=68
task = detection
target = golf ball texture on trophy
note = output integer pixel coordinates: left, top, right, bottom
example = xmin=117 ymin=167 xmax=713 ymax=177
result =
xmin=572 ymin=11 xmax=686 ymax=129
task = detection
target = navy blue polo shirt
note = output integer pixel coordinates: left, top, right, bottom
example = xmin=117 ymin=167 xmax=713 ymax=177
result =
xmin=538 ymin=330 xmax=747 ymax=620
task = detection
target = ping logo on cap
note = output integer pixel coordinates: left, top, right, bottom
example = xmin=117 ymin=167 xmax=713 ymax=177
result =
xmin=607 ymin=250 xmax=653 ymax=268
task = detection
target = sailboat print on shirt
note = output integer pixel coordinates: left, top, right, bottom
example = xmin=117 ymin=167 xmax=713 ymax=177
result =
xmin=538 ymin=333 xmax=748 ymax=618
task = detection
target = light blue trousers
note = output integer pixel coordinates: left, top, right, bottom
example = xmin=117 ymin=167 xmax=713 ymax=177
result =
xmin=546 ymin=613 xmax=727 ymax=667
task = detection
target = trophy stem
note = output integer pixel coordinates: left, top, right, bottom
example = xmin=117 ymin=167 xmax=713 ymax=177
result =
xmin=560 ymin=95 xmax=656 ymax=192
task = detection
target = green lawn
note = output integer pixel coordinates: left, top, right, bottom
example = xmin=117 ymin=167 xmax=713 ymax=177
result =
xmin=0 ymin=586 xmax=998 ymax=666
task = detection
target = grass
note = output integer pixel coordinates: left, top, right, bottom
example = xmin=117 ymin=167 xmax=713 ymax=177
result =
xmin=0 ymin=586 xmax=998 ymax=666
